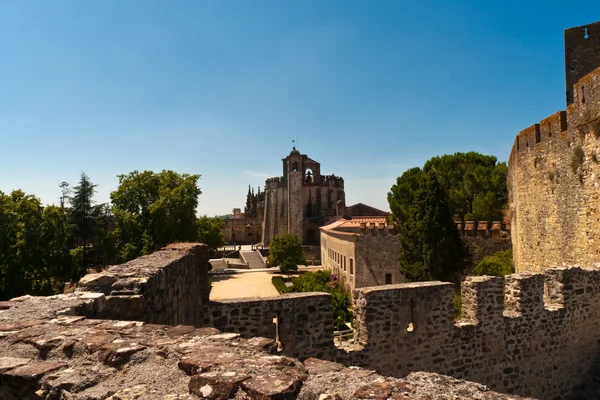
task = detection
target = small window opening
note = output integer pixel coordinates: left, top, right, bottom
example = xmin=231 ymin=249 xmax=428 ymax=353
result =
xmin=584 ymin=28 xmax=589 ymax=39
xmin=406 ymin=298 xmax=415 ymax=332
xmin=535 ymin=130 xmax=541 ymax=144
xmin=582 ymin=86 xmax=586 ymax=104
xmin=385 ymin=273 xmax=392 ymax=284
xmin=292 ymin=161 xmax=298 ymax=172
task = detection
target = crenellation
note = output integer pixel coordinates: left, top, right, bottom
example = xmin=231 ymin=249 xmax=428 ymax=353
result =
xmin=8 ymin=245 xmax=600 ymax=398
xmin=460 ymin=276 xmax=504 ymax=327
xmin=503 ymin=273 xmax=545 ymax=316
xmin=509 ymin=22 xmax=600 ymax=272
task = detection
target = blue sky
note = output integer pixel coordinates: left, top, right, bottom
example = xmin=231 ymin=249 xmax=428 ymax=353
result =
xmin=1 ymin=1 xmax=599 ymax=216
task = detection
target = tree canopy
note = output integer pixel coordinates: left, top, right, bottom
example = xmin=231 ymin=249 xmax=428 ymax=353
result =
xmin=388 ymin=152 xmax=507 ymax=226
xmin=472 ymin=249 xmax=514 ymax=278
xmin=0 ymin=191 xmax=75 ymax=300
xmin=197 ymin=216 xmax=226 ymax=250
xmin=267 ymin=233 xmax=306 ymax=271
xmin=110 ymin=170 xmax=202 ymax=262
xmin=399 ymin=171 xmax=468 ymax=283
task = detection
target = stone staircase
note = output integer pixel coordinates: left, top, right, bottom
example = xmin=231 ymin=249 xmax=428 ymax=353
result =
xmin=240 ymin=250 xmax=266 ymax=269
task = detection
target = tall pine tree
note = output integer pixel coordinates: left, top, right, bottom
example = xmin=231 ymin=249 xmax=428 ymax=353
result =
xmin=399 ymin=171 xmax=468 ymax=283
xmin=70 ymin=173 xmax=100 ymax=276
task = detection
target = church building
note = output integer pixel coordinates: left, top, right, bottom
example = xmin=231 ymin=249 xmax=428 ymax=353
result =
xmin=261 ymin=147 xmax=345 ymax=246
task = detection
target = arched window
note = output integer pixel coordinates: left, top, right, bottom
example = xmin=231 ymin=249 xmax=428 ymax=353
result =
xmin=292 ymin=161 xmax=298 ymax=172
xmin=305 ymin=168 xmax=314 ymax=183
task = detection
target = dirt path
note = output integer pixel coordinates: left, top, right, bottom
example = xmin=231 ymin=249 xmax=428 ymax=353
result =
xmin=210 ymin=271 xmax=280 ymax=300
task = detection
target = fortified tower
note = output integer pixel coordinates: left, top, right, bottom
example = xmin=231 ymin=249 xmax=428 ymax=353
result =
xmin=262 ymin=148 xmax=345 ymax=246
xmin=508 ymin=21 xmax=600 ymax=272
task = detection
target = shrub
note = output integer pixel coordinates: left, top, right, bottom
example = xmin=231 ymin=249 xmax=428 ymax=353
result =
xmin=271 ymin=276 xmax=290 ymax=294
xmin=288 ymin=270 xmax=352 ymax=329
xmin=472 ymin=249 xmax=514 ymax=278
xmin=280 ymin=257 xmax=298 ymax=274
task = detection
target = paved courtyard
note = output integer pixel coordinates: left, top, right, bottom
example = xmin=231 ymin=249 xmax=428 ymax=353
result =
xmin=209 ymin=266 xmax=322 ymax=300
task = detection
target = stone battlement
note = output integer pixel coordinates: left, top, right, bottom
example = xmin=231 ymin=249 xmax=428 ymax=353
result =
xmin=344 ymin=266 xmax=600 ymax=398
xmin=508 ymin=22 xmax=600 ymax=272
xmin=13 ymin=244 xmax=600 ymax=399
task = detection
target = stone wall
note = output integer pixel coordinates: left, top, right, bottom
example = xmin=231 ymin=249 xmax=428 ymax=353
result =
xmin=340 ymin=267 xmax=600 ymax=399
xmin=77 ymin=243 xmax=211 ymax=325
xmin=354 ymin=233 xmax=400 ymax=287
xmin=0 ymin=294 xmax=527 ymax=400
xmin=70 ymin=245 xmax=600 ymax=399
xmin=508 ymin=21 xmax=600 ymax=273
xmin=203 ymin=293 xmax=335 ymax=360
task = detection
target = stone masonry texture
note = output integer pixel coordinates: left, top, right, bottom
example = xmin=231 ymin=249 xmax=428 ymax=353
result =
xmin=0 ymin=274 xmax=528 ymax=399
xmin=508 ymin=21 xmax=600 ymax=272
xmin=13 ymin=241 xmax=600 ymax=398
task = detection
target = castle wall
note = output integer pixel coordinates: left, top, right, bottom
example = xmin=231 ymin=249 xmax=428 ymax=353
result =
xmin=508 ymin=67 xmax=600 ymax=272
xmin=202 ymin=293 xmax=335 ymax=360
xmin=565 ymin=21 xmax=600 ymax=105
xmin=342 ymin=267 xmax=600 ymax=399
xmin=77 ymin=243 xmax=211 ymax=325
xmin=75 ymin=246 xmax=600 ymax=398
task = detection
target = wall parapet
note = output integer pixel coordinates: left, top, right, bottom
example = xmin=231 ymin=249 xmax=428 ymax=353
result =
xmin=77 ymin=243 xmax=210 ymax=325
xmin=342 ymin=267 xmax=600 ymax=399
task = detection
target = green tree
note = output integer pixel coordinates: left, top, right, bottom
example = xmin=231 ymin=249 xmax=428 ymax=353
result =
xmin=0 ymin=191 xmax=73 ymax=300
xmin=70 ymin=172 xmax=103 ymax=276
xmin=387 ymin=167 xmax=424 ymax=226
xmin=472 ymin=249 xmax=514 ymax=278
xmin=110 ymin=170 xmax=202 ymax=262
xmin=267 ymin=233 xmax=306 ymax=271
xmin=399 ymin=171 xmax=468 ymax=283
xmin=423 ymin=152 xmax=508 ymax=222
xmin=197 ymin=216 xmax=225 ymax=250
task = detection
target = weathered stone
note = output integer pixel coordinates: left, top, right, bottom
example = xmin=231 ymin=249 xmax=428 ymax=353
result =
xmin=304 ymin=358 xmax=345 ymax=375
xmin=353 ymin=381 xmax=393 ymax=400
xmin=98 ymin=344 xmax=146 ymax=368
xmin=82 ymin=331 xmax=118 ymax=352
xmin=79 ymin=272 xmax=118 ymax=287
xmin=0 ymin=357 xmax=30 ymax=373
xmin=240 ymin=366 xmax=306 ymax=399
xmin=1 ymin=361 xmax=67 ymax=385
xmin=0 ymin=320 xmax=43 ymax=332
xmin=106 ymin=384 xmax=147 ymax=399
xmin=188 ymin=372 xmax=249 ymax=399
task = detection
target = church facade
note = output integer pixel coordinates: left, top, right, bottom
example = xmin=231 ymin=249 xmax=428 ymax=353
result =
xmin=261 ymin=148 xmax=345 ymax=246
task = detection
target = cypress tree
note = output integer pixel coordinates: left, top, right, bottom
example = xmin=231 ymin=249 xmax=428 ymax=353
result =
xmin=399 ymin=171 xmax=468 ymax=283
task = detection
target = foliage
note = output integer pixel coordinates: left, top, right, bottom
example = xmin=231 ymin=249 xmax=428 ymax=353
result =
xmin=267 ymin=233 xmax=306 ymax=269
xmin=472 ymin=249 xmax=514 ymax=278
xmin=197 ymin=216 xmax=225 ymax=250
xmin=69 ymin=173 xmax=104 ymax=276
xmin=110 ymin=170 xmax=202 ymax=262
xmin=271 ymin=276 xmax=291 ymax=294
xmin=280 ymin=257 xmax=299 ymax=274
xmin=0 ymin=191 xmax=75 ymax=300
xmin=387 ymin=167 xmax=424 ymax=225
xmin=424 ymin=152 xmax=508 ymax=222
xmin=399 ymin=171 xmax=468 ymax=283
xmin=286 ymin=270 xmax=352 ymax=329
xmin=453 ymin=295 xmax=462 ymax=320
